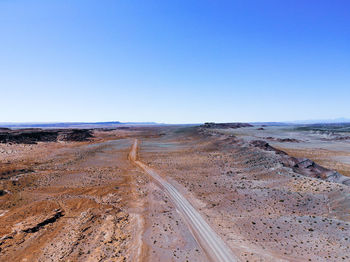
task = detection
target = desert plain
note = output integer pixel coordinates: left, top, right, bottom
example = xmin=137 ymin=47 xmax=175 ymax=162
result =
xmin=0 ymin=123 xmax=350 ymax=262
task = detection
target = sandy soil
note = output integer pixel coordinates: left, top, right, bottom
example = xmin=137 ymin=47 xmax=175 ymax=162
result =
xmin=0 ymin=128 xmax=207 ymax=262
xmin=0 ymin=131 xmax=144 ymax=262
xmin=1 ymin=126 xmax=350 ymax=261
xmin=140 ymin=127 xmax=350 ymax=261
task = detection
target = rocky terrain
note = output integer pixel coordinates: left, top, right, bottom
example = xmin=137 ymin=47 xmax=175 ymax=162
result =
xmin=0 ymin=125 xmax=350 ymax=261
xmin=0 ymin=130 xmax=143 ymax=261
xmin=0 ymin=128 xmax=93 ymax=144
xmin=140 ymin=126 xmax=350 ymax=261
xmin=250 ymin=140 xmax=350 ymax=186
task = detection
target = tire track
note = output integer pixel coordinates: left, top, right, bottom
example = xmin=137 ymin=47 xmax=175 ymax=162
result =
xmin=129 ymin=139 xmax=239 ymax=262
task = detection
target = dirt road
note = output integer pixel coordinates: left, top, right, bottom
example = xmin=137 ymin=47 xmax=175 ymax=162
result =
xmin=129 ymin=139 xmax=239 ymax=262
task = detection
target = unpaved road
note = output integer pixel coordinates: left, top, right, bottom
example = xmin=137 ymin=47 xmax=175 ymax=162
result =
xmin=129 ymin=139 xmax=239 ymax=262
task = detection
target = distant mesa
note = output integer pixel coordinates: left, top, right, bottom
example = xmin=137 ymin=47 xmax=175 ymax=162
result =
xmin=201 ymin=122 xmax=253 ymax=129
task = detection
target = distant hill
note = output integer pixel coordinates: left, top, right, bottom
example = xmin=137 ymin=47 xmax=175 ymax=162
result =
xmin=287 ymin=118 xmax=350 ymax=125
xmin=251 ymin=119 xmax=350 ymax=126
xmin=0 ymin=121 xmax=160 ymax=129
xmin=250 ymin=122 xmax=289 ymax=126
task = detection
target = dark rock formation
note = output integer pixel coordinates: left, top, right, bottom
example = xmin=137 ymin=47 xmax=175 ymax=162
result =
xmin=0 ymin=129 xmax=93 ymax=144
xmin=57 ymin=129 xmax=93 ymax=142
xmin=264 ymin=137 xmax=301 ymax=143
xmin=250 ymin=140 xmax=287 ymax=155
xmin=202 ymin=122 xmax=253 ymax=129
xmin=250 ymin=140 xmax=350 ymax=186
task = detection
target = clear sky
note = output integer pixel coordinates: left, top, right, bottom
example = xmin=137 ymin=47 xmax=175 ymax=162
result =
xmin=1 ymin=0 xmax=349 ymax=123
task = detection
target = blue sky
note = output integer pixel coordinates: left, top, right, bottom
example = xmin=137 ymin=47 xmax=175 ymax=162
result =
xmin=1 ymin=0 xmax=349 ymax=123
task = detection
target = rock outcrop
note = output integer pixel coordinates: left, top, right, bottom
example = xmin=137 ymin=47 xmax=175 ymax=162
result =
xmin=251 ymin=140 xmax=350 ymax=186
xmin=0 ymin=129 xmax=93 ymax=144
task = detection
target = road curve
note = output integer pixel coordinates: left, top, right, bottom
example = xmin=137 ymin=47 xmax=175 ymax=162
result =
xmin=129 ymin=139 xmax=239 ymax=262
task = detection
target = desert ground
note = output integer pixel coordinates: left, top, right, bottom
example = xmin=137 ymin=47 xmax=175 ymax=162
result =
xmin=1 ymin=124 xmax=350 ymax=261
